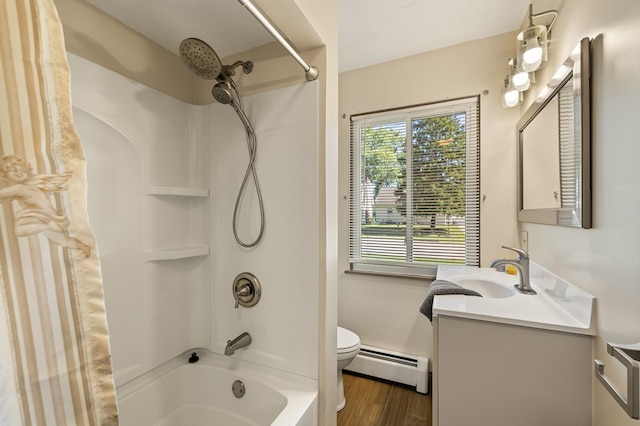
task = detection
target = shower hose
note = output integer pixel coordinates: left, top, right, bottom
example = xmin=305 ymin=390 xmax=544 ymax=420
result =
xmin=231 ymin=101 xmax=265 ymax=248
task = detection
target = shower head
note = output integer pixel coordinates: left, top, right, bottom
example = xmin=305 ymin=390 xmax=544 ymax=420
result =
xmin=179 ymin=37 xmax=222 ymax=80
xmin=213 ymin=82 xmax=254 ymax=134
xmin=212 ymin=81 xmax=234 ymax=105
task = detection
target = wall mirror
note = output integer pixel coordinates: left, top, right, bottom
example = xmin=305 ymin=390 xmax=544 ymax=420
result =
xmin=517 ymin=37 xmax=591 ymax=228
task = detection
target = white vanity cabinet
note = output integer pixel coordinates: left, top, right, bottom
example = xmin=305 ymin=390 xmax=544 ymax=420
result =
xmin=431 ymin=265 xmax=596 ymax=426
xmin=433 ymin=315 xmax=592 ymax=426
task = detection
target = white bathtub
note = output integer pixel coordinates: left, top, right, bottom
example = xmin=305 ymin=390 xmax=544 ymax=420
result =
xmin=116 ymin=350 xmax=318 ymax=426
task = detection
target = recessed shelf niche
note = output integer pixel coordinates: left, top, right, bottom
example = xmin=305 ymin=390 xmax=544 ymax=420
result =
xmin=143 ymin=188 xmax=209 ymax=261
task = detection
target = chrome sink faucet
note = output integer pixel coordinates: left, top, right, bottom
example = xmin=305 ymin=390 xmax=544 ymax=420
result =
xmin=225 ymin=332 xmax=252 ymax=356
xmin=490 ymin=245 xmax=537 ymax=295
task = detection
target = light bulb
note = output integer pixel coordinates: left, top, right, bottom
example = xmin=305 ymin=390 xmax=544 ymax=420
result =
xmin=504 ymin=89 xmax=520 ymax=107
xmin=523 ymin=37 xmax=543 ymax=69
xmin=512 ymin=71 xmax=530 ymax=91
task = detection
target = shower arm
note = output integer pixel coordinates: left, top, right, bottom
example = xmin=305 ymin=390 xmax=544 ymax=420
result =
xmin=223 ymin=60 xmax=254 ymax=77
xmin=237 ymin=0 xmax=319 ymax=81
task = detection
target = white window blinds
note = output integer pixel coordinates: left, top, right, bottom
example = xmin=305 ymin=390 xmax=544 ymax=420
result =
xmin=349 ymin=97 xmax=480 ymax=278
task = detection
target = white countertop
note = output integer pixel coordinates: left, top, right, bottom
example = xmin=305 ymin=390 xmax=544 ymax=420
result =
xmin=433 ymin=264 xmax=595 ymax=335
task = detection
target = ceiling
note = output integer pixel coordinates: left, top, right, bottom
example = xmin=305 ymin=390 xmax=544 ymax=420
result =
xmin=339 ymin=0 xmax=531 ymax=72
xmin=86 ymin=0 xmax=531 ymax=73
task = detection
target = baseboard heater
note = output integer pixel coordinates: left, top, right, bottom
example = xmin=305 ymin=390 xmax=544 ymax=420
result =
xmin=345 ymin=344 xmax=429 ymax=394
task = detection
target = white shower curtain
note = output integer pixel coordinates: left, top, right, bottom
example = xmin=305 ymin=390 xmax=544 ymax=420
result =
xmin=0 ymin=0 xmax=118 ymax=424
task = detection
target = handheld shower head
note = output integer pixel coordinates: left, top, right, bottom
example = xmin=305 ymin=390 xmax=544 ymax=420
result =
xmin=179 ymin=37 xmax=222 ymax=80
xmin=212 ymin=81 xmax=234 ymax=105
xmin=213 ymin=82 xmax=254 ymax=135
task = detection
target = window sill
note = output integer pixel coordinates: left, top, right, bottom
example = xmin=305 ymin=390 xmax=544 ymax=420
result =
xmin=345 ymin=264 xmax=436 ymax=281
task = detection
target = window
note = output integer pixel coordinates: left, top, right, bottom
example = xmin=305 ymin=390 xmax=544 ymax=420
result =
xmin=349 ymin=97 xmax=480 ymax=278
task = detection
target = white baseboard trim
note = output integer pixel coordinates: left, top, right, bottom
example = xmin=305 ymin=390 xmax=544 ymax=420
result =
xmin=345 ymin=345 xmax=429 ymax=394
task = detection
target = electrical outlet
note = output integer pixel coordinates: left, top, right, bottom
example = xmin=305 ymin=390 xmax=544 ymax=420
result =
xmin=521 ymin=230 xmax=529 ymax=252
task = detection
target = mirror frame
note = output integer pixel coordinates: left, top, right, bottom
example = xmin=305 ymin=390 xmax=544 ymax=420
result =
xmin=517 ymin=37 xmax=591 ymax=228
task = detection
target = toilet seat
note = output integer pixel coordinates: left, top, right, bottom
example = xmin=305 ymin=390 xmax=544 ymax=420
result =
xmin=337 ymin=326 xmax=360 ymax=354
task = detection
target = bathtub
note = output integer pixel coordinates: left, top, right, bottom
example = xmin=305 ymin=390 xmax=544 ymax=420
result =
xmin=116 ymin=350 xmax=318 ymax=425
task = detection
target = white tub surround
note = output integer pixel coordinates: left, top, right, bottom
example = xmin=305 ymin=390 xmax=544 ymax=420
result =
xmin=70 ymin=49 xmax=322 ymax=423
xmin=210 ymin=81 xmax=320 ymax=380
xmin=117 ymin=350 xmax=317 ymax=426
xmin=434 ymin=263 xmax=595 ymax=335
xmin=70 ymin=53 xmax=211 ymax=387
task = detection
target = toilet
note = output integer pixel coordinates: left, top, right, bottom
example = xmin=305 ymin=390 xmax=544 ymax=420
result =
xmin=337 ymin=326 xmax=361 ymax=411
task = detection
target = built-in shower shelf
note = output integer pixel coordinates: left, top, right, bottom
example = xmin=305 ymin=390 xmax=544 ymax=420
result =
xmin=144 ymin=246 xmax=209 ymax=262
xmin=145 ymin=186 xmax=209 ymax=198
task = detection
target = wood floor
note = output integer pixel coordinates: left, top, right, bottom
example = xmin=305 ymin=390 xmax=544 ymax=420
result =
xmin=337 ymin=373 xmax=432 ymax=426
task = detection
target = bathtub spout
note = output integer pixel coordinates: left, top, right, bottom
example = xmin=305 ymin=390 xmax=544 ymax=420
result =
xmin=225 ymin=332 xmax=252 ymax=356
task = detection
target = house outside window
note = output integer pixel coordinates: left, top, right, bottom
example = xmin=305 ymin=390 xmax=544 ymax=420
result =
xmin=349 ymin=96 xmax=480 ymax=278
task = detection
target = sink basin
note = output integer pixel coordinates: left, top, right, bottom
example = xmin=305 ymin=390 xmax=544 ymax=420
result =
xmin=454 ymin=278 xmax=514 ymax=299
xmin=435 ymin=265 xmax=596 ymax=335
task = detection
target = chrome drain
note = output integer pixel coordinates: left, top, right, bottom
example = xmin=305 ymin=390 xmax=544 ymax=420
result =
xmin=232 ymin=380 xmax=245 ymax=398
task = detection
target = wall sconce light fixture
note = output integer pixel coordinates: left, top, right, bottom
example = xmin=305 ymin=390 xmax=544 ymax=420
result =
xmin=502 ymin=3 xmax=558 ymax=108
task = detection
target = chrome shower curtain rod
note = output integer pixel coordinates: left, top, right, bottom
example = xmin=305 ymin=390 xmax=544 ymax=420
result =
xmin=237 ymin=0 xmax=319 ymax=81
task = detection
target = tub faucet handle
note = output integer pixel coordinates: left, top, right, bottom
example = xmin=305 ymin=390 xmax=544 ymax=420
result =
xmin=234 ymin=283 xmax=251 ymax=309
xmin=232 ymin=272 xmax=262 ymax=309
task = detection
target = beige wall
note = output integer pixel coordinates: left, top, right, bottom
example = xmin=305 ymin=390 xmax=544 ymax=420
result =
xmin=338 ymin=32 xmax=521 ymax=360
xmin=54 ymin=0 xmax=197 ymax=103
xmin=519 ymin=1 xmax=640 ymax=425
